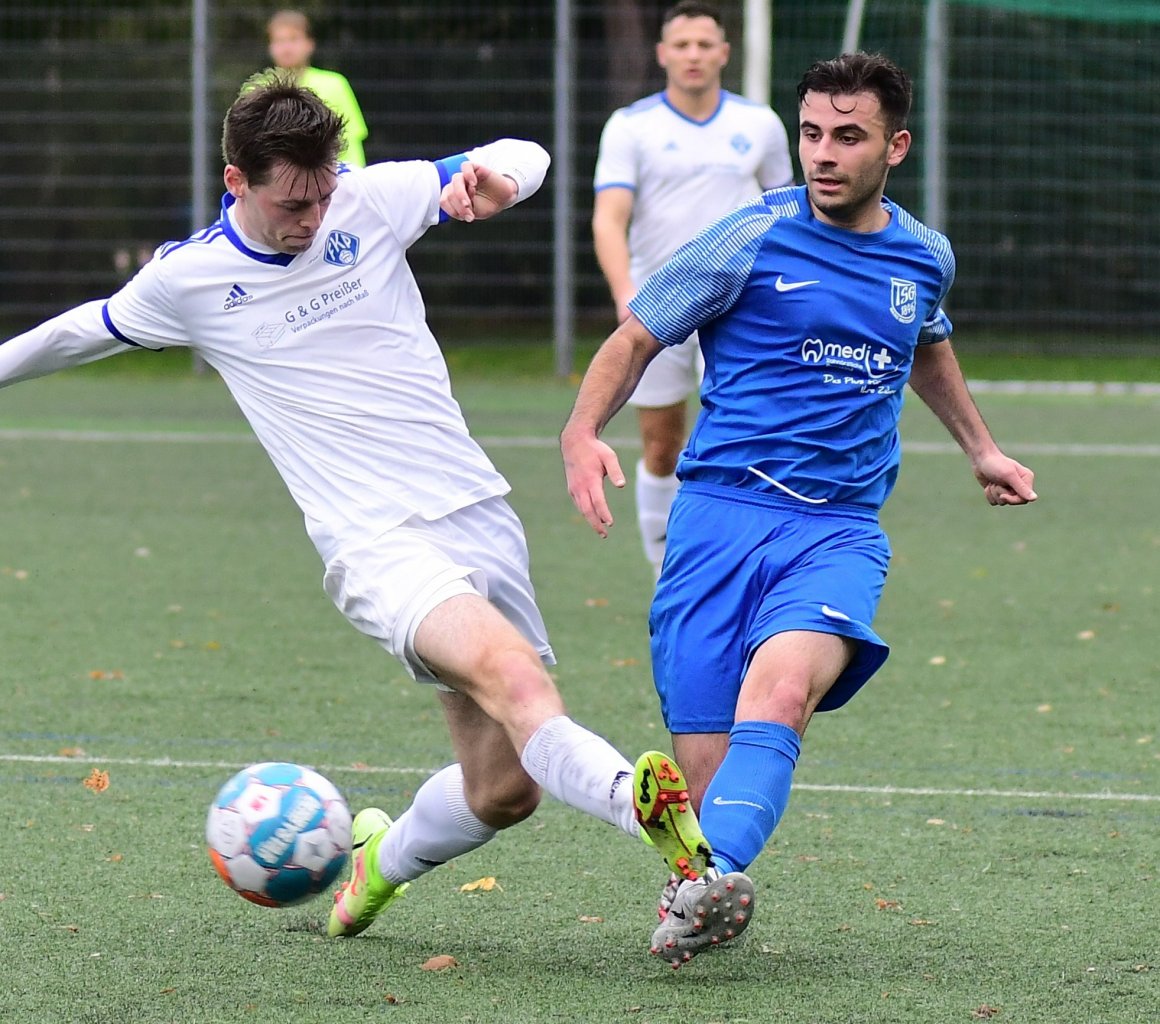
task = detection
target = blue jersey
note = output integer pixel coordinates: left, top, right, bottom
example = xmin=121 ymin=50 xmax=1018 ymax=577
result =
xmin=628 ymin=184 xmax=954 ymax=511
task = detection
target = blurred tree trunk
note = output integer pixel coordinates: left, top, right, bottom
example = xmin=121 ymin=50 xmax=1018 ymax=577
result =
xmin=601 ymin=1 xmax=666 ymax=108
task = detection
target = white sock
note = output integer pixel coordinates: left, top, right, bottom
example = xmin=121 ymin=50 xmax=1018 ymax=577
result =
xmin=635 ymin=460 xmax=679 ymax=579
xmin=519 ymin=715 xmax=639 ymax=838
xmin=377 ymin=763 xmax=497 ymax=885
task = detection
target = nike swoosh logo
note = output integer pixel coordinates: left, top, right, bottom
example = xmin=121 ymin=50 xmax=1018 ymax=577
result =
xmin=711 ymin=796 xmax=765 ymax=810
xmin=821 ymin=604 xmax=851 ymax=621
xmin=775 ymin=275 xmax=821 ymax=292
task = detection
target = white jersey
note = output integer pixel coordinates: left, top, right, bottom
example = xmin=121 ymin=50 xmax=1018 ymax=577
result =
xmin=0 ymin=141 xmax=550 ymax=560
xmin=593 ymin=91 xmax=793 ymax=283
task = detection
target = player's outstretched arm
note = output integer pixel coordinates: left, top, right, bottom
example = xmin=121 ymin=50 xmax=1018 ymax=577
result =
xmin=0 ymin=300 xmax=131 ymax=390
xmin=560 ymin=316 xmax=663 ymax=537
xmin=440 ymin=139 xmax=550 ymax=223
xmin=909 ymin=339 xmax=1037 ymax=507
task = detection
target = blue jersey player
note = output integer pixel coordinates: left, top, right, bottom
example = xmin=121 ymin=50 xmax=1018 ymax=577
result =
xmin=561 ymin=53 xmax=1037 ymax=967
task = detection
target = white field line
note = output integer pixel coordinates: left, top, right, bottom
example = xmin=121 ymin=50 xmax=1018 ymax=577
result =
xmin=1 ymin=752 xmax=1156 ymax=804
xmin=2 ymin=427 xmax=1160 ymax=459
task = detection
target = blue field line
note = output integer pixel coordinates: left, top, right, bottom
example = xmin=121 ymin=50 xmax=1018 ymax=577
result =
xmin=1 ymin=752 xmax=1157 ymax=804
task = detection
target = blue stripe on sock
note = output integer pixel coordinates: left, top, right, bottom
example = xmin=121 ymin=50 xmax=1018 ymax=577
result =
xmin=700 ymin=720 xmax=801 ymax=874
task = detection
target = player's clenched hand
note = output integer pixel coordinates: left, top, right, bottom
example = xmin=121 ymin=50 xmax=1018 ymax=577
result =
xmin=560 ymin=430 xmax=626 ymax=538
xmin=439 ymin=163 xmax=518 ymax=223
xmin=973 ymin=450 xmax=1037 ymax=506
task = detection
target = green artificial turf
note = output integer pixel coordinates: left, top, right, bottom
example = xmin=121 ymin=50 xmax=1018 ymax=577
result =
xmin=1 ymin=369 xmax=1156 ymax=1023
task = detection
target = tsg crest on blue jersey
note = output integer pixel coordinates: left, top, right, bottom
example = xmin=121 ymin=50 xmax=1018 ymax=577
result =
xmin=324 ymin=230 xmax=361 ymax=268
xmin=889 ymin=278 xmax=917 ymax=324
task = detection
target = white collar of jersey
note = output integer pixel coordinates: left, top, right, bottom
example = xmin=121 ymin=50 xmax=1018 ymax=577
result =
xmin=219 ymin=193 xmax=296 ymax=267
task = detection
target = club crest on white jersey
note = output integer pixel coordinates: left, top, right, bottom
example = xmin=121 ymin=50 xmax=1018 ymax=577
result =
xmin=324 ymin=230 xmax=360 ymax=268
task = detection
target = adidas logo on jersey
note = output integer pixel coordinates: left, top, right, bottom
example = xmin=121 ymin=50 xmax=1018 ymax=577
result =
xmin=223 ymin=283 xmax=254 ymax=311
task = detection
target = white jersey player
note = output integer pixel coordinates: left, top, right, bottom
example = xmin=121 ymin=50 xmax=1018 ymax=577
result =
xmin=592 ymin=1 xmax=793 ymax=578
xmin=0 ymin=73 xmax=713 ymax=947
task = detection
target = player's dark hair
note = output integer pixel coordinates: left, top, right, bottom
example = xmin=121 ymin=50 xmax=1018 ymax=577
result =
xmin=661 ymin=2 xmax=725 ymax=33
xmin=222 ymin=70 xmax=345 ymax=185
xmin=797 ymin=52 xmax=912 ymax=138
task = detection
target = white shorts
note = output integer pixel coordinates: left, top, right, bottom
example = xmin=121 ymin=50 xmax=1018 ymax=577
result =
xmin=321 ymin=496 xmax=556 ymax=685
xmin=628 ymin=331 xmax=704 ymax=409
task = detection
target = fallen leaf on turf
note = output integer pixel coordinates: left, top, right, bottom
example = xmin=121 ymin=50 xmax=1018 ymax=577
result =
xmin=13 ymin=569 xmax=29 ymax=581
xmin=874 ymin=898 xmax=901 ymax=911
xmin=459 ymin=876 xmax=501 ymax=892
xmin=926 ymin=818 xmax=946 ymax=826
xmin=928 ymin=655 xmax=947 ymax=666
xmin=909 ymin=919 xmax=936 ymax=927
xmin=203 ymin=640 xmax=222 ymax=651
xmin=1036 ymin=704 xmax=1052 ymax=714
xmin=59 ymin=924 xmax=79 ymax=933
xmin=584 ymin=597 xmax=609 ymax=607
xmin=1131 ymin=964 xmax=1150 ymax=973
xmin=58 ymin=747 xmax=86 ymax=758
xmin=971 ymin=1006 xmax=1000 ymax=1019
xmin=88 ymin=670 xmax=124 ymax=681
xmin=77 ymin=824 xmax=95 ymax=832
xmin=351 ymin=761 xmax=369 ymax=770
xmin=105 ymin=853 xmax=123 ymax=863
xmin=1137 ymin=736 xmax=1153 ymax=745
xmin=384 ymin=993 xmax=402 ymax=1004
xmin=610 ymin=657 xmax=638 ymax=667
xmin=83 ymin=769 xmax=109 ymax=793
xmin=421 ymin=955 xmax=458 ymax=971
xmin=578 ymin=915 xmax=604 ymax=923
xmin=160 ymin=988 xmax=176 ymax=995
xmin=1076 ymin=630 xmax=1095 ymax=641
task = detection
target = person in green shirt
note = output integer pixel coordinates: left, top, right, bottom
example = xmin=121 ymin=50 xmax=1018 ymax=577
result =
xmin=267 ymin=9 xmax=369 ymax=167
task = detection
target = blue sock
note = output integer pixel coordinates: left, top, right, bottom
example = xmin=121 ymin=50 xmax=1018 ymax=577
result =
xmin=699 ymin=720 xmax=801 ymax=874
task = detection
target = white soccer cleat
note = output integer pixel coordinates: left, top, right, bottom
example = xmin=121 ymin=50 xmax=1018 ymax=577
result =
xmin=649 ymin=868 xmax=755 ymax=969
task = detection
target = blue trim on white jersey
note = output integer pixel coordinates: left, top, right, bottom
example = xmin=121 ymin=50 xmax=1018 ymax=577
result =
xmin=158 ymin=224 xmax=223 ymax=260
xmin=434 ymin=153 xmax=470 ymax=224
xmin=621 ymin=93 xmax=665 ymax=117
xmin=594 ymin=181 xmax=635 ymax=193
xmin=218 ymin=194 xmax=295 ymax=267
xmin=661 ymin=91 xmax=726 ymax=126
xmin=101 ymin=303 xmax=151 ymax=349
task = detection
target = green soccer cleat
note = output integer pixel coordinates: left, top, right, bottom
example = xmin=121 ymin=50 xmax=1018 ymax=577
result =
xmin=633 ymin=751 xmax=712 ymax=882
xmin=327 ymin=807 xmax=407 ymax=938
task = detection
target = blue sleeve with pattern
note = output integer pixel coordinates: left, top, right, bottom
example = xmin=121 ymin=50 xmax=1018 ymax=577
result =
xmin=895 ymin=205 xmax=957 ymax=344
xmin=627 ymin=197 xmax=775 ymax=347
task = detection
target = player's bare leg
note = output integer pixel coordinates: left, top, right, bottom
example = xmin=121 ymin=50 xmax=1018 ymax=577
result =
xmin=329 ymin=697 xmax=537 ymax=939
xmin=412 ymin=593 xmax=641 ymax=836
xmin=651 ymin=632 xmax=856 ymax=964
xmin=437 ymin=688 xmax=541 ymax=829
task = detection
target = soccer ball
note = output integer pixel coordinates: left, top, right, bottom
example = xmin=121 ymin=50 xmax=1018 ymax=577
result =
xmin=206 ymin=762 xmax=352 ymax=907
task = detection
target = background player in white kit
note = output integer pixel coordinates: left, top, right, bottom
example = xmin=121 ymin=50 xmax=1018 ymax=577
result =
xmin=0 ymin=72 xmax=711 ymax=948
xmin=592 ymin=1 xmax=793 ymax=578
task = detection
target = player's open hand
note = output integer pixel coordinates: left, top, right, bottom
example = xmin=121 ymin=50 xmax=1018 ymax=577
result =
xmin=973 ymin=450 xmax=1037 ymax=506
xmin=560 ymin=430 xmax=626 ymax=538
xmin=439 ymin=163 xmax=518 ymax=223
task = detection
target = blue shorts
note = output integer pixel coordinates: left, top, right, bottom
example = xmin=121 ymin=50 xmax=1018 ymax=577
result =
xmin=649 ymin=481 xmax=892 ymax=733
